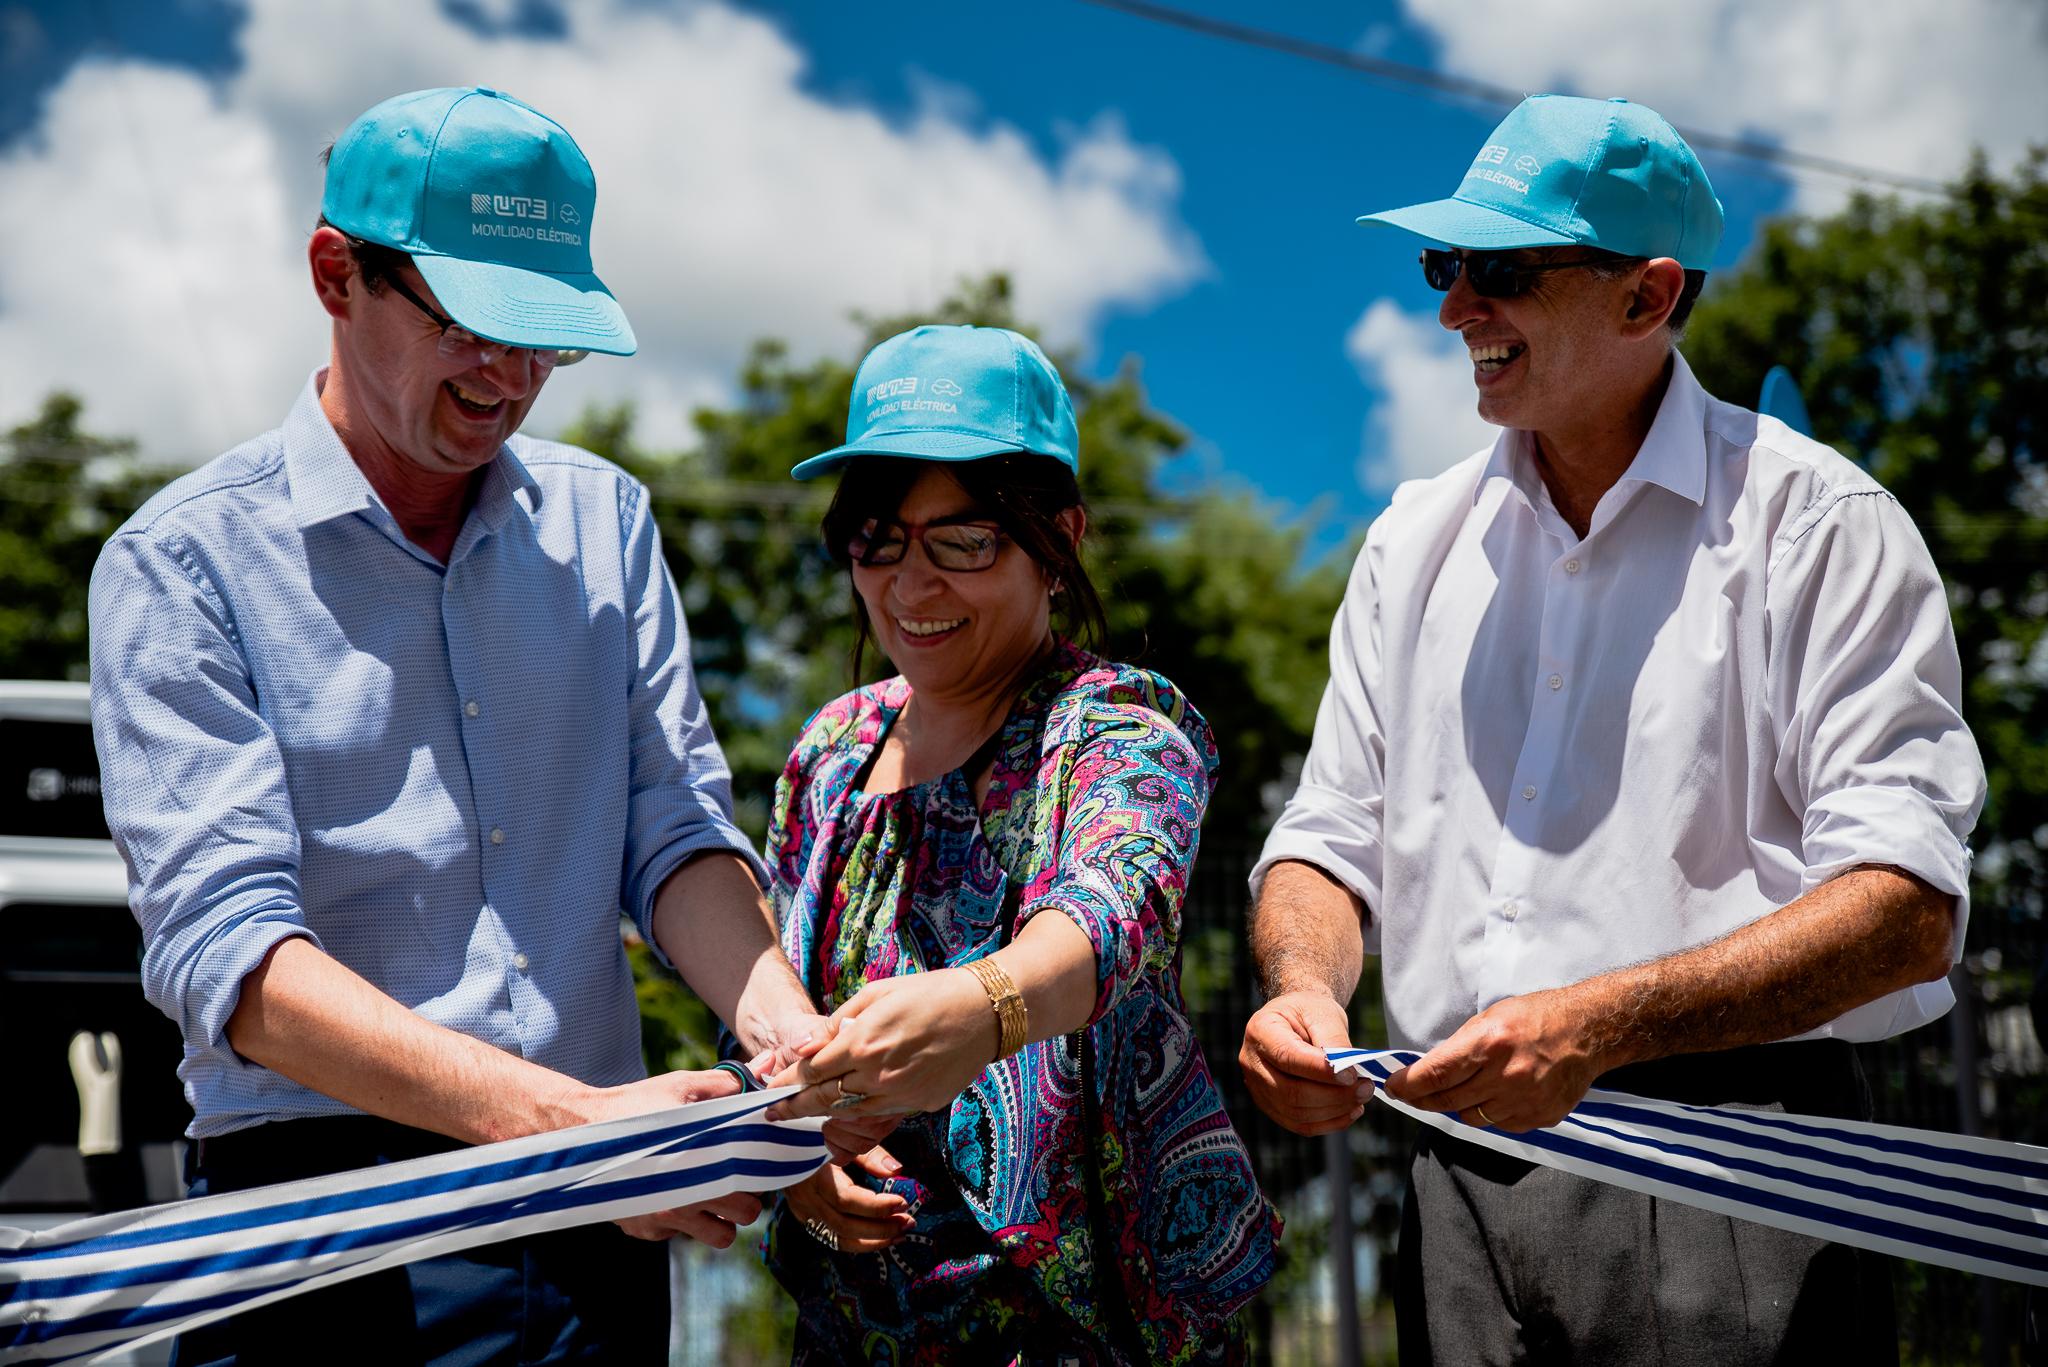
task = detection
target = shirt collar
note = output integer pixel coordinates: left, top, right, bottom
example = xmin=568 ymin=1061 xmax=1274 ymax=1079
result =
xmin=468 ymin=441 xmax=543 ymax=535
xmin=1622 ymin=351 xmax=1708 ymax=507
xmin=282 ymin=370 xmax=378 ymax=530
xmin=282 ymin=368 xmax=544 ymax=535
xmin=1475 ymin=427 xmax=1539 ymax=510
xmin=1472 ymin=350 xmax=1709 ymax=511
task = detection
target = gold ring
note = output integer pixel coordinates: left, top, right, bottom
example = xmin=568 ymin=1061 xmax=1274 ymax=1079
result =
xmin=1473 ymin=1103 xmax=1497 ymax=1127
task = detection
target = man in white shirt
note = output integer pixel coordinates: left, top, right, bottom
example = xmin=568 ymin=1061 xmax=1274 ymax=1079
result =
xmin=1240 ymin=94 xmax=1986 ymax=1362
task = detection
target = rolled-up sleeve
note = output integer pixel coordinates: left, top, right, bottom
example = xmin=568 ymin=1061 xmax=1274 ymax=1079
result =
xmin=617 ymin=482 xmax=767 ymax=961
xmin=89 ymin=530 xmax=316 ymax=1061
xmin=1016 ymin=704 xmax=1209 ymax=1024
xmin=1251 ymin=522 xmax=1389 ymax=942
xmin=1767 ymin=487 xmax=1987 ymax=953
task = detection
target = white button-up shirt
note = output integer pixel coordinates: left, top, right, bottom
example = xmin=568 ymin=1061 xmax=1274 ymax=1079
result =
xmin=1256 ymin=354 xmax=1985 ymax=1050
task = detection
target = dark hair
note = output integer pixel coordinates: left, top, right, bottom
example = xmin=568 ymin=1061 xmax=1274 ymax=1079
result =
xmin=313 ymin=212 xmax=409 ymax=295
xmin=1577 ymin=248 xmax=1708 ymax=338
xmin=821 ymin=454 xmax=1107 ymax=680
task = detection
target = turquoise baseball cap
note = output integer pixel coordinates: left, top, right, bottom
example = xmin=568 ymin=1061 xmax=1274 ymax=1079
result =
xmin=791 ymin=325 xmax=1078 ymax=480
xmin=321 ymin=86 xmax=635 ymax=355
xmin=1358 ymin=94 xmax=1723 ymax=270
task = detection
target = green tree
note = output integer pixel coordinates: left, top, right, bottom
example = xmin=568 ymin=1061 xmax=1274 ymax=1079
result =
xmin=1684 ymin=152 xmax=2048 ymax=957
xmin=0 ymin=395 xmax=172 ymax=679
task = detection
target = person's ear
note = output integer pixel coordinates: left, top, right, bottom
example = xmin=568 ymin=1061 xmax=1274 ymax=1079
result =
xmin=1056 ymin=504 xmax=1087 ymax=551
xmin=1621 ymin=258 xmax=1685 ymax=339
xmin=309 ymin=226 xmax=359 ymax=323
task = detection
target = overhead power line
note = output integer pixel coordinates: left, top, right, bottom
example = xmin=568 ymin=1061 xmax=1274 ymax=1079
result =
xmin=1071 ymin=0 xmax=1958 ymax=199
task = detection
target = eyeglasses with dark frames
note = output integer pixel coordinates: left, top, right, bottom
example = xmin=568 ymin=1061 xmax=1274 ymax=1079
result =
xmin=381 ymin=272 xmax=590 ymax=371
xmin=1419 ymin=248 xmax=1619 ymax=299
xmin=846 ymin=516 xmax=1006 ymax=572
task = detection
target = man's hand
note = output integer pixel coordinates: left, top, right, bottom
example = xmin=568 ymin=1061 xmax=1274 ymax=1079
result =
xmin=744 ymin=1010 xmax=833 ymax=1075
xmin=743 ymin=1013 xmax=835 ymax=1087
xmin=568 ymin=1067 xmax=765 ymax=1244
xmin=1239 ymin=991 xmax=1372 ymax=1135
xmin=781 ymin=1146 xmax=915 ymax=1254
xmin=1384 ymin=985 xmax=1609 ymax=1132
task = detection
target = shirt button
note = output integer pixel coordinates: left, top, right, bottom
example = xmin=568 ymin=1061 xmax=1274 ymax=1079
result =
xmin=512 ymin=952 xmax=530 ymax=972
xmin=465 ymin=700 xmax=481 ymax=718
xmin=1502 ymin=901 xmax=1519 ymax=922
xmin=1521 ymin=785 xmax=1537 ymax=800
xmin=1548 ymin=673 xmax=1563 ymax=691
xmin=1564 ymin=559 xmax=1582 ymax=575
xmin=490 ymin=827 xmax=505 ymax=845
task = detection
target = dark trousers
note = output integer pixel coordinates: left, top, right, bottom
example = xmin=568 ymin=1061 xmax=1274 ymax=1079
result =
xmin=169 ymin=1116 xmax=669 ymax=1367
xmin=1394 ymin=1041 xmax=1898 ymax=1366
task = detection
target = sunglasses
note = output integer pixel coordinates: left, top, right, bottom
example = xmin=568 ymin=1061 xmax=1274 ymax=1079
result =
xmin=847 ymin=517 xmax=1006 ymax=572
xmin=1419 ymin=248 xmax=1615 ymax=299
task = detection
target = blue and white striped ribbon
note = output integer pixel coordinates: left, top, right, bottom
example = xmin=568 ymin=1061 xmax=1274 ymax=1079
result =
xmin=1328 ymin=1047 xmax=2048 ymax=1286
xmin=0 ymin=1087 xmax=828 ymax=1365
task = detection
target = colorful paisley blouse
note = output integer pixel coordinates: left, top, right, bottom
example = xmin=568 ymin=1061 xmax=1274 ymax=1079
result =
xmin=762 ymin=644 xmax=1280 ymax=1366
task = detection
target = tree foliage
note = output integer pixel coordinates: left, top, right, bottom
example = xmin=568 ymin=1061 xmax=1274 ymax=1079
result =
xmin=0 ymin=396 xmax=171 ymax=681
xmin=1684 ymin=151 xmax=2048 ymax=940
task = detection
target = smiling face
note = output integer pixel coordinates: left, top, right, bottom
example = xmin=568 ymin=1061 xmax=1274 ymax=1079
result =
xmin=333 ymin=259 xmax=553 ymax=477
xmin=1439 ymin=248 xmax=1652 ymax=436
xmin=847 ymin=465 xmax=1070 ymax=703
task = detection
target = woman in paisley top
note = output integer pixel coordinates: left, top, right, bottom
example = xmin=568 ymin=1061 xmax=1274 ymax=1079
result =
xmin=765 ymin=325 xmax=1279 ymax=1365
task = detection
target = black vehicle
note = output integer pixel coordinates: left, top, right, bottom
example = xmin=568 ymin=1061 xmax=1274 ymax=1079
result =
xmin=1 ymin=681 xmax=187 ymax=1364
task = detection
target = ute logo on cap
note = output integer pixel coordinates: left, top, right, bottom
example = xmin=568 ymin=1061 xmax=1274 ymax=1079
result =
xmin=468 ymin=188 xmax=584 ymax=246
xmin=472 ymin=193 xmax=551 ymax=220
xmin=863 ymin=374 xmax=959 ymax=422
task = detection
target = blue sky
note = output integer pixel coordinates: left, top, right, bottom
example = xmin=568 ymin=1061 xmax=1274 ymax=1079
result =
xmin=746 ymin=0 xmax=1801 ymax=524
xmin=2 ymin=0 xmax=2037 ymax=538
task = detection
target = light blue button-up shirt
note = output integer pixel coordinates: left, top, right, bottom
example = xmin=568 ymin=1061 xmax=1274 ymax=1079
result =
xmin=89 ymin=372 xmax=763 ymax=1138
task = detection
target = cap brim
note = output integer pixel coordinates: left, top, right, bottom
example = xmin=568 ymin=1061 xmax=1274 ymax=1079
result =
xmin=1356 ymin=196 xmax=1579 ymax=250
xmin=413 ymin=254 xmax=637 ymax=356
xmin=790 ymin=430 xmax=1031 ymax=481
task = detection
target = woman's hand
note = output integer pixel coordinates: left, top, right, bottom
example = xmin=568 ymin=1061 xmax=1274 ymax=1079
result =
xmin=783 ymin=1146 xmax=915 ymax=1254
xmin=766 ymin=969 xmax=999 ymax=1120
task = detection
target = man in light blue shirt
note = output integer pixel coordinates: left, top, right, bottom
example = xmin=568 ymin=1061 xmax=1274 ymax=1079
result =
xmin=88 ymin=87 xmax=849 ymax=1363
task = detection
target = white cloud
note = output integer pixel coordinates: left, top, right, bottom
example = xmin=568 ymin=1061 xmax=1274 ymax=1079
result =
xmin=0 ymin=0 xmax=1205 ymax=461
xmin=0 ymin=62 xmax=315 ymax=459
xmin=1396 ymin=0 xmax=2048 ymax=213
xmin=1344 ymin=299 xmax=1494 ymax=493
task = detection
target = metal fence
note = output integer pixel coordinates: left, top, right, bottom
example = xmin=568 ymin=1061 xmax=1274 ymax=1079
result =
xmin=1173 ymin=844 xmax=1396 ymax=1365
xmin=1174 ymin=844 xmax=2048 ymax=1367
